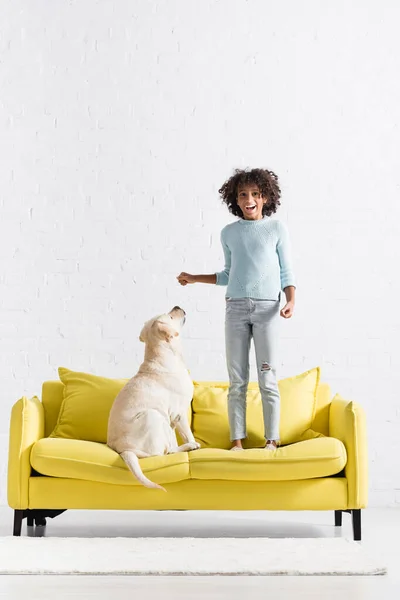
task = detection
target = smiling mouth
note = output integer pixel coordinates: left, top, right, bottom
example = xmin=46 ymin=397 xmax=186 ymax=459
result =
xmin=245 ymin=205 xmax=256 ymax=211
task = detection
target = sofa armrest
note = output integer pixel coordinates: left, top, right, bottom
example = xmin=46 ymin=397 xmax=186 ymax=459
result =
xmin=329 ymin=394 xmax=368 ymax=509
xmin=8 ymin=396 xmax=44 ymax=509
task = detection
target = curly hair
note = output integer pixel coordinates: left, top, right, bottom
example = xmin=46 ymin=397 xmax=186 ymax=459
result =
xmin=218 ymin=168 xmax=281 ymax=218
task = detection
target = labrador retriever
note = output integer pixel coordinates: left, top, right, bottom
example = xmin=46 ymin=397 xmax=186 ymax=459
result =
xmin=107 ymin=306 xmax=200 ymax=491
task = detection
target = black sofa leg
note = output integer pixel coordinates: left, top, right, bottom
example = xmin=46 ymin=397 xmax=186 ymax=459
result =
xmin=352 ymin=509 xmax=361 ymax=541
xmin=13 ymin=510 xmax=25 ymax=536
xmin=334 ymin=509 xmax=362 ymax=541
xmin=32 ymin=509 xmax=67 ymax=527
xmin=13 ymin=509 xmax=67 ymax=536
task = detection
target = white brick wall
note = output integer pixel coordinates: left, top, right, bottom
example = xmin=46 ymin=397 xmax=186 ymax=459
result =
xmin=1 ymin=0 xmax=399 ymax=506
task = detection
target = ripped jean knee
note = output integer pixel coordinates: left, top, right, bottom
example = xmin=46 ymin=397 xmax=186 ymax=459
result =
xmin=260 ymin=361 xmax=272 ymax=372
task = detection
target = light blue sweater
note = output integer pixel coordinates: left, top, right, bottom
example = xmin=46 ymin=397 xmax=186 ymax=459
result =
xmin=215 ymin=217 xmax=296 ymax=300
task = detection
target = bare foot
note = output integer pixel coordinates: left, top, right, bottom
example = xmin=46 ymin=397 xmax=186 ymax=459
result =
xmin=230 ymin=440 xmax=244 ymax=451
xmin=264 ymin=440 xmax=278 ymax=450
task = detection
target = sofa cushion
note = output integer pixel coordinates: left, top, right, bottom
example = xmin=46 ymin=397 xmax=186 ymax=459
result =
xmin=192 ymin=367 xmax=321 ymax=448
xmin=188 ymin=437 xmax=346 ymax=481
xmin=31 ymin=438 xmax=190 ymax=486
xmin=50 ymin=368 xmax=128 ymax=442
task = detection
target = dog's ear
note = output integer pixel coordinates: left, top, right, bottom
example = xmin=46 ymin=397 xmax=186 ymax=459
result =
xmin=155 ymin=321 xmax=179 ymax=343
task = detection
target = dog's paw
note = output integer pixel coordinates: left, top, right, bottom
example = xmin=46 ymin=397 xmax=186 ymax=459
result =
xmin=189 ymin=442 xmax=201 ymax=451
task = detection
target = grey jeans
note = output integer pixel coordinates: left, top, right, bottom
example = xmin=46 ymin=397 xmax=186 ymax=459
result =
xmin=225 ymin=296 xmax=281 ymax=442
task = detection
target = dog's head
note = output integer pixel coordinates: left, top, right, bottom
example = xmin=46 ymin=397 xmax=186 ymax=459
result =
xmin=139 ymin=306 xmax=186 ymax=344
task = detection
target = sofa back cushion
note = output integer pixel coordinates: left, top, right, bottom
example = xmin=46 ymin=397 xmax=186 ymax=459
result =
xmin=192 ymin=367 xmax=321 ymax=448
xmin=311 ymin=381 xmax=331 ymax=436
xmin=42 ymin=381 xmax=65 ymax=437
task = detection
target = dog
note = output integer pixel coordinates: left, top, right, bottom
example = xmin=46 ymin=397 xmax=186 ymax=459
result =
xmin=107 ymin=306 xmax=200 ymax=491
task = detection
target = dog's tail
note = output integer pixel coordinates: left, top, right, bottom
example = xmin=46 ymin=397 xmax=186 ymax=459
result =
xmin=120 ymin=450 xmax=166 ymax=492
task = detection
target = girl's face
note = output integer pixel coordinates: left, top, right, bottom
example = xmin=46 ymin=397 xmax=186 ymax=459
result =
xmin=237 ymin=184 xmax=266 ymax=220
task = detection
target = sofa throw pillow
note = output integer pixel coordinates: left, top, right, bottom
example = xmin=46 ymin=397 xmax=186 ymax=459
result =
xmin=50 ymin=368 xmax=129 ymax=443
xmin=191 ymin=367 xmax=321 ymax=448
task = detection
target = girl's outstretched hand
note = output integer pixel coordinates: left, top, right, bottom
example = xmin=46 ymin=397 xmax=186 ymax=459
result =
xmin=177 ymin=272 xmax=196 ymax=286
xmin=280 ymin=301 xmax=294 ymax=319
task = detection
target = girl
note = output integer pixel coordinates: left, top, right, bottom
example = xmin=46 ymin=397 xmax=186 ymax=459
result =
xmin=177 ymin=168 xmax=296 ymax=451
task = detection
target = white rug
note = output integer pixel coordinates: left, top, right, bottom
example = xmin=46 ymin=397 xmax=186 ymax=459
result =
xmin=0 ymin=537 xmax=386 ymax=576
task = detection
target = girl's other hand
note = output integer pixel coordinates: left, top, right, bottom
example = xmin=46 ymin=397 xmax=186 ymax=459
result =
xmin=177 ymin=272 xmax=196 ymax=286
xmin=280 ymin=301 xmax=294 ymax=319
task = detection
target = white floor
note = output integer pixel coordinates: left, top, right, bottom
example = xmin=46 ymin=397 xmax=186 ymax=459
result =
xmin=0 ymin=506 xmax=399 ymax=598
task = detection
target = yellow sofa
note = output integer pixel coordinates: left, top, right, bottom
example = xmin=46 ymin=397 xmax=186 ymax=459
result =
xmin=7 ymin=368 xmax=368 ymax=540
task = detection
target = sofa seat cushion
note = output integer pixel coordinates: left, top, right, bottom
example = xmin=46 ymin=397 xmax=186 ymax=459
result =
xmin=31 ymin=438 xmax=190 ymax=486
xmin=188 ymin=437 xmax=347 ymax=481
